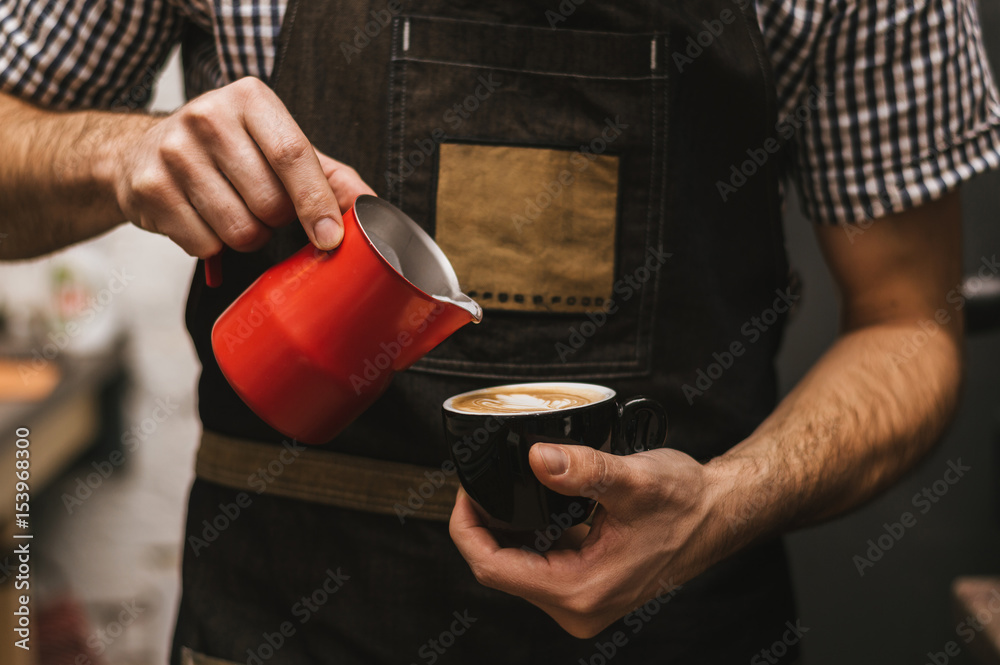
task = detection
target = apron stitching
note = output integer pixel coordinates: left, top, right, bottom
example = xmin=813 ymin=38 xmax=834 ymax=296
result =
xmin=410 ymin=366 xmax=650 ymax=381
xmin=418 ymin=358 xmax=645 ymax=369
xmin=738 ymin=0 xmax=787 ymax=290
xmin=400 ymin=55 xmax=407 ymax=210
xmin=199 ymin=454 xmax=452 ymax=486
xmin=389 ymin=56 xmax=667 ymax=82
xmin=200 ymin=478 xmax=454 ymax=512
xmin=650 ymin=33 xmax=671 ymax=363
xmin=198 ymin=460 xmax=448 ymax=489
xmin=198 ymin=436 xmax=455 ymax=484
xmin=399 ymin=13 xmax=660 ymax=39
xmin=387 ymin=19 xmax=399 ymax=203
xmin=647 ymin=35 xmax=670 ymax=364
xmin=635 ymin=40 xmax=659 ymax=368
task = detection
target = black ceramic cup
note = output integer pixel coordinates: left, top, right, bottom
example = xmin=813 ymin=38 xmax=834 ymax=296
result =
xmin=442 ymin=382 xmax=667 ymax=531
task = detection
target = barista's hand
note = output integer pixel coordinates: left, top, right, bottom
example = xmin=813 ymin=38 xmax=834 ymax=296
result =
xmin=113 ymin=77 xmax=375 ymax=257
xmin=450 ymin=444 xmax=738 ymax=638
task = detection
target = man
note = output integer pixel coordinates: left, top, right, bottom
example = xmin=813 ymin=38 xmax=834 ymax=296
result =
xmin=1 ymin=0 xmax=996 ymax=662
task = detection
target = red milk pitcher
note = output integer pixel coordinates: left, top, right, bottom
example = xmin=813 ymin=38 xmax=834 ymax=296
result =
xmin=211 ymin=195 xmax=482 ymax=444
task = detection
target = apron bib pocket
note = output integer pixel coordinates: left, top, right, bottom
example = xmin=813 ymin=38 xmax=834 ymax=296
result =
xmin=388 ymin=15 xmax=669 ymax=379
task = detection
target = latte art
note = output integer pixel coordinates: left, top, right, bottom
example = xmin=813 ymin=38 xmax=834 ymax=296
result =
xmin=448 ymin=384 xmax=610 ymax=414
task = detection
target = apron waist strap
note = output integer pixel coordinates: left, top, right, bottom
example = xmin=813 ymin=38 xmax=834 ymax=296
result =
xmin=195 ymin=430 xmax=459 ymax=522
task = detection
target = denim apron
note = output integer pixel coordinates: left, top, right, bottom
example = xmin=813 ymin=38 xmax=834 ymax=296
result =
xmin=172 ymin=0 xmax=800 ymax=662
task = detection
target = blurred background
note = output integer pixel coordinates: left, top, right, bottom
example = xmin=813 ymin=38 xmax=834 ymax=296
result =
xmin=0 ymin=53 xmax=199 ymax=665
xmin=0 ymin=7 xmax=999 ymax=665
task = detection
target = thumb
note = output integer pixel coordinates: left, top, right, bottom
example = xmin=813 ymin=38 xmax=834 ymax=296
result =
xmin=529 ymin=443 xmax=636 ymax=510
xmin=298 ymin=150 xmax=374 ymax=252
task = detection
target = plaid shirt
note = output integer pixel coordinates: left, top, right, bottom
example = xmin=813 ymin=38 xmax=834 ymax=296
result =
xmin=2 ymin=0 xmax=999 ymax=223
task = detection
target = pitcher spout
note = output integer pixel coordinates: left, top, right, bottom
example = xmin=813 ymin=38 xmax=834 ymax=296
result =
xmin=435 ymin=293 xmax=483 ymax=324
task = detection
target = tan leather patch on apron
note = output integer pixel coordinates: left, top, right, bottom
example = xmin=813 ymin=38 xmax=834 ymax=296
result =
xmin=435 ymin=143 xmax=619 ymax=313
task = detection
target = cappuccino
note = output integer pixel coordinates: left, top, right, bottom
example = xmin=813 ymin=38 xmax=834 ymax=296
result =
xmin=446 ymin=382 xmax=612 ymax=415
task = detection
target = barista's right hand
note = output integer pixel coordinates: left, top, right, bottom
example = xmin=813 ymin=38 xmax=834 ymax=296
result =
xmin=112 ymin=77 xmax=375 ymax=258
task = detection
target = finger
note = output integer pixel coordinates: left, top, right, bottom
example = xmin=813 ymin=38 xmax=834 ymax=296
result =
xmin=449 ymin=488 xmax=504 ymax=558
xmin=451 ymin=491 xmax=624 ymax=639
xmin=143 ymin=200 xmax=223 ymax=259
xmin=450 ymin=489 xmax=589 ymax=601
xmin=528 ymin=444 xmax=642 ymax=513
xmin=315 ymin=149 xmax=376 ymax=211
xmin=241 ymin=93 xmax=344 ymax=250
xmin=451 ymin=492 xmax=631 ymax=640
xmin=170 ymin=157 xmax=273 ymax=252
xmin=213 ymin=135 xmax=295 ymax=228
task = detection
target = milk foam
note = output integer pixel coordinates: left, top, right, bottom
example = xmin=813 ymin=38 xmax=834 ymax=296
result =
xmin=448 ymin=384 xmax=610 ymax=414
xmin=477 ymin=393 xmax=580 ymax=413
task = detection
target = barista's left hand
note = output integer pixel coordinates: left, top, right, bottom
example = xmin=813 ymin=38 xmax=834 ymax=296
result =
xmin=449 ymin=443 xmax=736 ymax=638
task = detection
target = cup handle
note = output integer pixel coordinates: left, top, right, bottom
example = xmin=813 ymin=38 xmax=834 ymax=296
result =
xmin=614 ymin=396 xmax=668 ymax=455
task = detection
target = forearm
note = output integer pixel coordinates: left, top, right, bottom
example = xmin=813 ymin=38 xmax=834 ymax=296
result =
xmin=709 ymin=317 xmax=963 ymax=550
xmin=0 ymin=93 xmax=153 ymax=259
